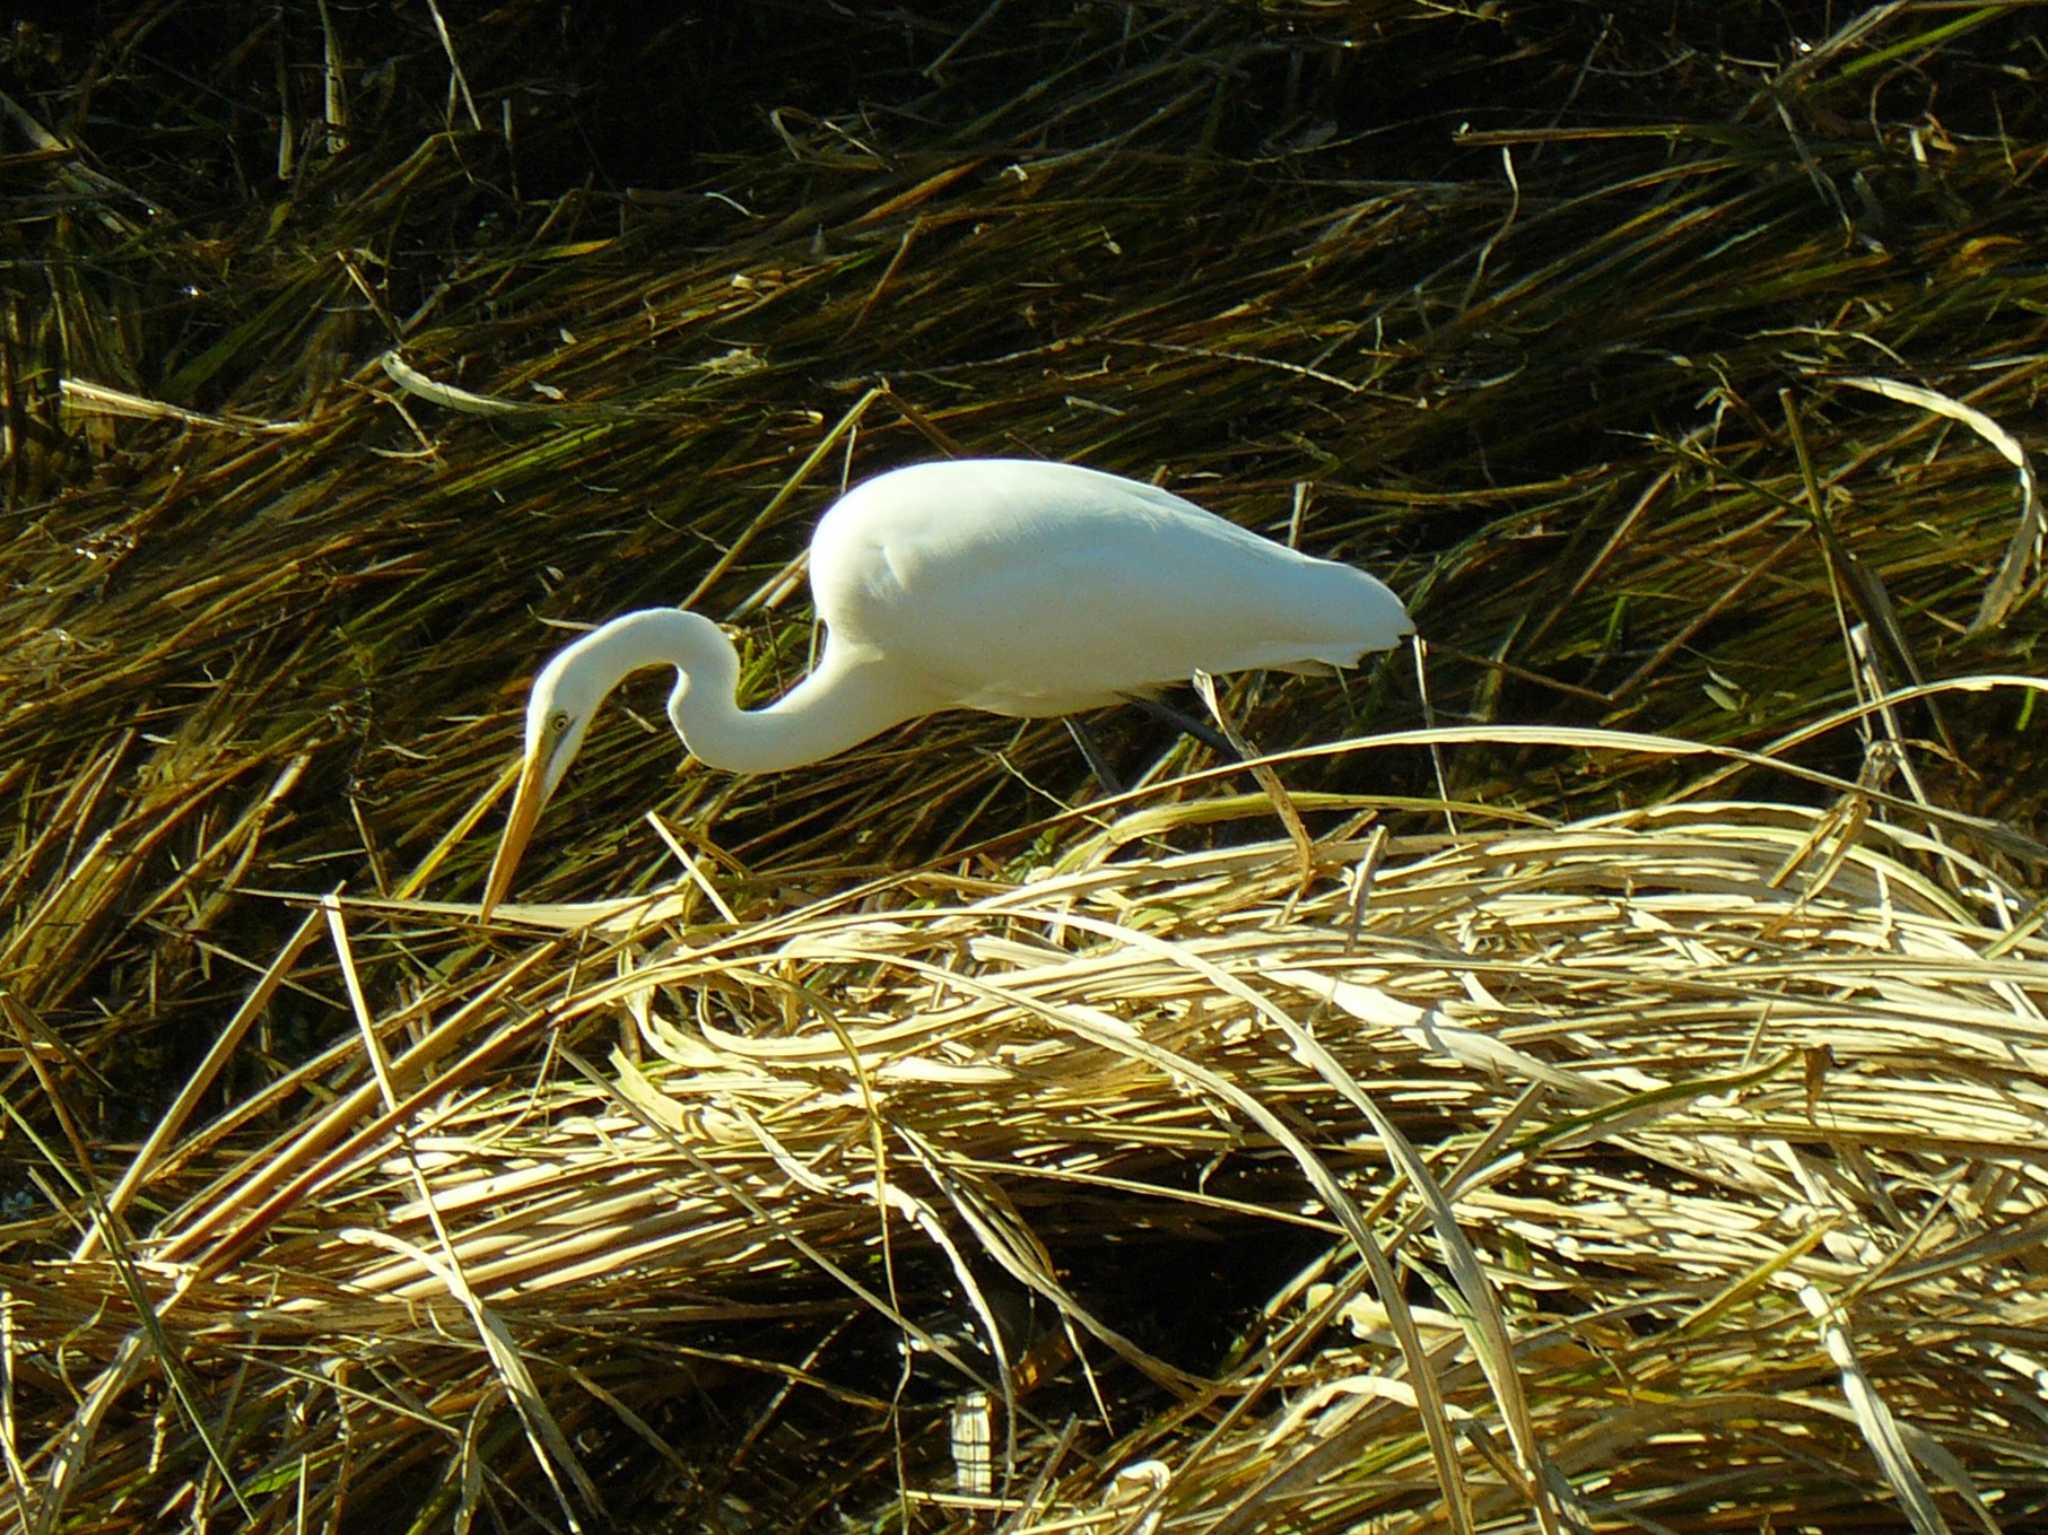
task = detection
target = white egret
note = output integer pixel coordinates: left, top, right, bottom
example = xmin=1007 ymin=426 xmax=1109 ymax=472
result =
xmin=480 ymin=459 xmax=1412 ymax=915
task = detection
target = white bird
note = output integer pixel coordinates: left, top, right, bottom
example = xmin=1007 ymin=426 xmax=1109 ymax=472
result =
xmin=480 ymin=459 xmax=1412 ymax=916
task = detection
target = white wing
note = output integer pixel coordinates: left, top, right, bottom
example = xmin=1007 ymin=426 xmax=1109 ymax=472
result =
xmin=809 ymin=460 xmax=1411 ymax=716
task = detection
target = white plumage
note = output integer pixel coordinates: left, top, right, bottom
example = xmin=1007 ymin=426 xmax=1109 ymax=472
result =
xmin=481 ymin=459 xmax=1411 ymax=914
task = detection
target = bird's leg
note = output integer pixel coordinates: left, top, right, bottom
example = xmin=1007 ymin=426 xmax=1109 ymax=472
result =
xmin=1191 ymin=671 xmax=1313 ymax=888
xmin=1120 ymin=693 xmax=1242 ymax=761
xmin=1065 ymin=718 xmax=1124 ymax=797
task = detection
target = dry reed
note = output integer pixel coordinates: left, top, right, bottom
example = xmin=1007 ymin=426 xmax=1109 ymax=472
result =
xmin=4 ymin=3 xmax=2046 ymax=1530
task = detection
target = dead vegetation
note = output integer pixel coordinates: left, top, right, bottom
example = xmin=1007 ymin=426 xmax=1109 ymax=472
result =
xmin=3 ymin=3 xmax=2047 ymax=1530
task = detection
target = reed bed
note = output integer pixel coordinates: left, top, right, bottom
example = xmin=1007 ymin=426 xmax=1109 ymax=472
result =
xmin=4 ymin=2 xmax=2046 ymax=1530
xmin=15 ymin=766 xmax=2048 ymax=1531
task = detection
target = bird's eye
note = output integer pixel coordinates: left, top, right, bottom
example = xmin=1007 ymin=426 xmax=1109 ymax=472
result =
xmin=548 ymin=710 xmax=571 ymax=735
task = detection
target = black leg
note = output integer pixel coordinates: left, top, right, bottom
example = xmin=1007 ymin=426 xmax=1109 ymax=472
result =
xmin=1065 ymin=717 xmax=1124 ymax=796
xmin=1121 ymin=693 xmax=1242 ymax=760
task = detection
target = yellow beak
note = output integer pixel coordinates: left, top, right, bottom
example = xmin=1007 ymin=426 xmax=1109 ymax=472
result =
xmin=479 ymin=745 xmax=553 ymax=921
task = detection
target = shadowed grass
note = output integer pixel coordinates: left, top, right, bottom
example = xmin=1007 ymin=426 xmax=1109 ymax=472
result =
xmin=3 ymin=2 xmax=2046 ymax=1529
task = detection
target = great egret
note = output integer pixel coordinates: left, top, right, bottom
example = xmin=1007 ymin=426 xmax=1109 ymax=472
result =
xmin=480 ymin=459 xmax=1412 ymax=916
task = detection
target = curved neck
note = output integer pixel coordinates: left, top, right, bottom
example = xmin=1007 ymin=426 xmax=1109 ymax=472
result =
xmin=578 ymin=609 xmax=931 ymax=774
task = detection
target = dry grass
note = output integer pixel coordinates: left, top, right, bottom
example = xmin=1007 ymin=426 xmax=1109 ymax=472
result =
xmin=17 ymin=755 xmax=2048 ymax=1531
xmin=4 ymin=2 xmax=2047 ymax=1531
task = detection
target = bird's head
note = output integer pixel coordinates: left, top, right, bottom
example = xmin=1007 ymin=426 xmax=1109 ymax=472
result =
xmin=524 ymin=643 xmax=609 ymax=799
xmin=479 ymin=638 xmax=609 ymax=919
